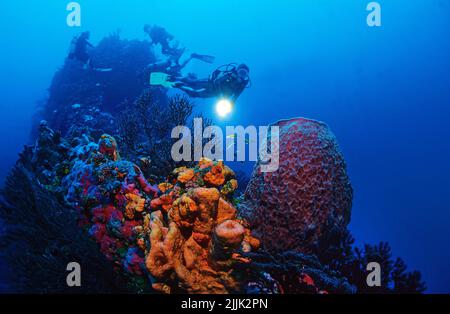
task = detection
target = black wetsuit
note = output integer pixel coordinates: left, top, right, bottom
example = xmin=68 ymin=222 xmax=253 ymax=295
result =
xmin=175 ymin=66 xmax=249 ymax=101
xmin=148 ymin=26 xmax=173 ymax=51
xmin=69 ymin=36 xmax=93 ymax=65
xmin=211 ymin=68 xmax=248 ymax=101
xmin=77 ymin=37 xmax=93 ymax=63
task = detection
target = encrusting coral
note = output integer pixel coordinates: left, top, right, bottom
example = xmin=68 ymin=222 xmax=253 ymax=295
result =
xmin=62 ymin=133 xmax=259 ymax=293
xmin=140 ymin=158 xmax=260 ymax=293
xmin=62 ymin=134 xmax=158 ymax=289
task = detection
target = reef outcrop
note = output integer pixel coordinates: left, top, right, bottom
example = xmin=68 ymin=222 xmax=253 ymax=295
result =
xmin=140 ymin=158 xmax=260 ymax=293
xmin=62 ymin=134 xmax=158 ymax=290
xmin=61 ymin=133 xmax=260 ymax=293
xmin=0 ymin=31 xmax=426 ymax=294
xmin=240 ymin=117 xmax=353 ymax=254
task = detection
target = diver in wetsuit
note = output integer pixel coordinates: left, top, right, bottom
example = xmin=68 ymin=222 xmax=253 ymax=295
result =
xmin=144 ymin=24 xmax=175 ymax=56
xmin=68 ymin=32 xmax=112 ymax=72
xmin=68 ymin=31 xmax=94 ymax=69
xmin=144 ymin=24 xmax=215 ymax=77
xmin=170 ymin=63 xmax=251 ymax=102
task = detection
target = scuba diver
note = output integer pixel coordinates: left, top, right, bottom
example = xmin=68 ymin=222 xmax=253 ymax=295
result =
xmin=143 ymin=24 xmax=215 ymax=77
xmin=68 ymin=31 xmax=111 ymax=72
xmin=150 ymin=63 xmax=251 ymax=103
xmin=68 ymin=31 xmax=94 ymax=69
xmin=143 ymin=24 xmax=174 ymax=56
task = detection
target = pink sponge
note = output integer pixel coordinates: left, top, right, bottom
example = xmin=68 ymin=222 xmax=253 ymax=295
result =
xmin=240 ymin=117 xmax=353 ymax=253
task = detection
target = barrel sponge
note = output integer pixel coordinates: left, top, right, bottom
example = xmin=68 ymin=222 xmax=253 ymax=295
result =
xmin=240 ymin=117 xmax=353 ymax=253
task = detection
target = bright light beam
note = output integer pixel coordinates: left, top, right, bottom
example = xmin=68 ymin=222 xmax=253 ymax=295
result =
xmin=215 ymin=99 xmax=233 ymax=117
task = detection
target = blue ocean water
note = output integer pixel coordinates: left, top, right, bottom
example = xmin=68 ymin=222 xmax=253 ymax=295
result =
xmin=0 ymin=0 xmax=449 ymax=292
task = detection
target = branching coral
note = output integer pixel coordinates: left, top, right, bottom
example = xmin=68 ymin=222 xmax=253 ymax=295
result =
xmin=116 ymin=91 xmax=196 ymax=178
xmin=115 ymin=90 xmax=216 ymax=185
xmin=242 ymin=251 xmax=355 ymax=294
xmin=117 ymin=100 xmax=140 ymax=151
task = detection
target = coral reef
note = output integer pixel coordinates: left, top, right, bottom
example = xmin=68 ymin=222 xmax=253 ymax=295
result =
xmin=0 ymin=114 xmax=425 ymax=294
xmin=240 ymin=117 xmax=353 ymax=254
xmin=53 ymin=131 xmax=264 ymax=293
xmin=0 ymin=31 xmax=426 ymax=294
xmin=141 ymin=158 xmax=260 ymax=293
xmin=38 ymin=33 xmax=158 ymax=136
xmin=0 ymin=164 xmax=129 ymax=293
xmin=62 ymin=134 xmax=157 ymax=290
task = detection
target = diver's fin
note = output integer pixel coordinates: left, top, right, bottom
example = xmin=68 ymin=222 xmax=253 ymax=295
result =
xmin=150 ymin=72 xmax=175 ymax=88
xmin=191 ymin=53 xmax=216 ymax=64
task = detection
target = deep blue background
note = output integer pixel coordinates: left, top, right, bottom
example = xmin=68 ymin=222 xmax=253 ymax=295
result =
xmin=0 ymin=0 xmax=449 ymax=292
